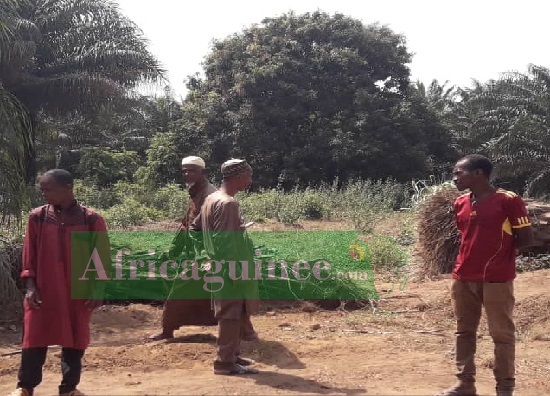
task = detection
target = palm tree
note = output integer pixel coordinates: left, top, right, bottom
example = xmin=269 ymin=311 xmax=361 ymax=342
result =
xmin=1 ymin=0 xmax=165 ymax=227
xmin=5 ymin=0 xmax=163 ymax=115
xmin=451 ymin=65 xmax=550 ymax=197
xmin=0 ymin=0 xmax=37 ymax=227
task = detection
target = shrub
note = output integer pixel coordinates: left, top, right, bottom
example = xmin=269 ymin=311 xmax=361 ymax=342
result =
xmin=150 ymin=184 xmax=189 ymax=220
xmin=0 ymin=242 xmax=23 ymax=321
xmin=134 ymin=132 xmax=180 ymax=187
xmin=112 ymin=151 xmax=141 ymax=182
xmin=363 ymin=235 xmax=408 ymax=271
xmin=276 ymin=193 xmax=303 ymax=224
xmin=299 ymin=190 xmax=330 ymax=219
xmin=103 ymin=198 xmax=163 ymax=229
xmin=240 ymin=189 xmax=281 ymax=223
xmin=77 ymin=147 xmax=118 ymax=187
xmin=73 ymin=180 xmax=118 ymax=209
xmin=112 ymin=181 xmax=149 ymax=204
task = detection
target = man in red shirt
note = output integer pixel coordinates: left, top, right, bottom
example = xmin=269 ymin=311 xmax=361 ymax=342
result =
xmin=438 ymin=155 xmax=533 ymax=396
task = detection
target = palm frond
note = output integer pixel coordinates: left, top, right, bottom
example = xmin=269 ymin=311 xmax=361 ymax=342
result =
xmin=15 ymin=73 xmax=125 ymax=115
xmin=525 ymin=167 xmax=550 ymax=198
xmin=0 ymin=83 xmax=33 ymax=226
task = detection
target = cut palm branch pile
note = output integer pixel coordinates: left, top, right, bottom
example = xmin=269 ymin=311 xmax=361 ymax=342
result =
xmin=524 ymin=199 xmax=550 ymax=252
xmin=414 ymin=186 xmax=461 ymax=279
xmin=414 ymin=189 xmax=550 ymax=279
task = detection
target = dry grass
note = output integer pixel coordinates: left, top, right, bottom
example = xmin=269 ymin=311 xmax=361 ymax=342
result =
xmin=0 ymin=243 xmax=23 ymax=322
xmin=414 ymin=186 xmax=461 ymax=279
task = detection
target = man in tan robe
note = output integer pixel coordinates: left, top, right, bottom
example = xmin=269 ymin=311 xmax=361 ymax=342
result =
xmin=147 ymin=156 xmax=217 ymax=341
xmin=200 ymin=159 xmax=260 ymax=375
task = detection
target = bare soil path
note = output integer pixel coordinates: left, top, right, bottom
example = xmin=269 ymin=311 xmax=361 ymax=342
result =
xmin=1 ymin=270 xmax=549 ymax=395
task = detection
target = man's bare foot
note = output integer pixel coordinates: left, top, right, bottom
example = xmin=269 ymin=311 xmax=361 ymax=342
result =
xmin=145 ymin=331 xmax=174 ymax=342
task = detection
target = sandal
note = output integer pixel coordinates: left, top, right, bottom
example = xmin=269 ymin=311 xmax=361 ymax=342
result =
xmin=214 ymin=363 xmax=259 ymax=375
xmin=144 ymin=332 xmax=174 ymax=342
xmin=236 ymin=356 xmax=256 ymax=366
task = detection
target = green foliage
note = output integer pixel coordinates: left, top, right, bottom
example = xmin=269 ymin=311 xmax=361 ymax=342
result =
xmin=73 ymin=180 xmax=118 ymax=209
xmin=102 ymin=198 xmax=163 ymax=229
xmin=135 ymin=132 xmax=180 ymax=187
xmin=300 ymin=190 xmax=330 ymax=220
xmin=335 ymin=179 xmax=409 ymax=232
xmin=363 ymin=235 xmax=408 ymax=271
xmin=0 ymin=0 xmax=163 ymax=192
xmin=149 ymin=184 xmax=189 ymax=220
xmin=112 ymin=151 xmax=141 ymax=182
xmin=74 ymin=180 xmax=188 ymax=225
xmin=240 ymin=188 xmax=332 ymax=224
xmin=0 ymin=83 xmax=33 ymax=228
xmin=449 ymin=64 xmax=550 ymax=196
xmin=178 ymin=11 xmax=453 ymax=187
xmin=77 ymin=148 xmax=117 ymax=186
xmin=275 ymin=192 xmax=304 ymax=225
xmin=239 ymin=189 xmax=281 ymax=223
xmin=75 ymin=148 xmax=141 ymax=187
xmin=239 ymin=178 xmax=407 ymax=228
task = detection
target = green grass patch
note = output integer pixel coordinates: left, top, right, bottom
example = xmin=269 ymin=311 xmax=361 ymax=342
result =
xmin=75 ymin=230 xmax=380 ymax=301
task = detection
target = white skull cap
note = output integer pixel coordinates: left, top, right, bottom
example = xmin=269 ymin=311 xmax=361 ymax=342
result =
xmin=181 ymin=156 xmax=205 ymax=168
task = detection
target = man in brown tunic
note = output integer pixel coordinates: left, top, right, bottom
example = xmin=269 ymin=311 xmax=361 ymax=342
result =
xmin=200 ymin=159 xmax=260 ymax=375
xmin=148 ymin=156 xmax=217 ymax=341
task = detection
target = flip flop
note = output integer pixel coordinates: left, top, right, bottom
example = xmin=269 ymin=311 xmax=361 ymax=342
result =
xmin=144 ymin=333 xmax=174 ymax=343
xmin=214 ymin=364 xmax=259 ymax=375
xmin=236 ymin=357 xmax=256 ymax=366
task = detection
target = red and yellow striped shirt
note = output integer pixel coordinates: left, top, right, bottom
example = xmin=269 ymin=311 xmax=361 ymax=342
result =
xmin=453 ymin=188 xmax=531 ymax=282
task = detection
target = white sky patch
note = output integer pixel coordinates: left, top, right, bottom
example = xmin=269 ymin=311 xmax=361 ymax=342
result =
xmin=115 ymin=0 xmax=550 ymax=99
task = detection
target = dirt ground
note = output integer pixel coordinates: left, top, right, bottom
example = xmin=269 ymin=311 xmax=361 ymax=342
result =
xmin=1 ymin=268 xmax=549 ymax=396
xmin=2 ymin=218 xmax=549 ymax=395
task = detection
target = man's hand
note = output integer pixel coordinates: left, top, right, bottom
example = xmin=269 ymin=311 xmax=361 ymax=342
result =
xmin=85 ymin=299 xmax=104 ymax=311
xmin=25 ymin=287 xmax=42 ymax=310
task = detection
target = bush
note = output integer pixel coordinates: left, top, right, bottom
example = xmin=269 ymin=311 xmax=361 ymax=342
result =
xmin=239 ymin=189 xmax=281 ymax=223
xmin=73 ymin=180 xmax=118 ymax=209
xmin=75 ymin=148 xmax=143 ymax=187
xmin=363 ymin=235 xmax=408 ymax=271
xmin=103 ymin=198 xmax=163 ymax=229
xmin=112 ymin=181 xmax=149 ymax=203
xmin=112 ymin=151 xmax=141 ymax=182
xmin=134 ymin=133 xmax=180 ymax=187
xmin=299 ymin=190 xmax=330 ymax=219
xmin=276 ymin=193 xmax=303 ymax=224
xmin=77 ymin=147 xmax=118 ymax=186
xmin=335 ymin=179 xmax=409 ymax=231
xmin=0 ymin=242 xmax=23 ymax=321
xmin=150 ymin=184 xmax=189 ymax=220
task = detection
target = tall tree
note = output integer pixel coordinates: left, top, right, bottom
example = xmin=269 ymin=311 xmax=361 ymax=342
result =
xmin=179 ymin=11 xmax=453 ymax=187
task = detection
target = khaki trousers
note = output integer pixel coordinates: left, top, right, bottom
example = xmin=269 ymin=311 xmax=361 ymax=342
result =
xmin=451 ymin=279 xmax=516 ymax=391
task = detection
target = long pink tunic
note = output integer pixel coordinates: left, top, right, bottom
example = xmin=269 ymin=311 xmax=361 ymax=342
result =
xmin=21 ymin=202 xmax=107 ymax=349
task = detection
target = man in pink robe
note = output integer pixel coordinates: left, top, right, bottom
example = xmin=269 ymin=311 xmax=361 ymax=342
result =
xmin=11 ymin=169 xmax=109 ymax=396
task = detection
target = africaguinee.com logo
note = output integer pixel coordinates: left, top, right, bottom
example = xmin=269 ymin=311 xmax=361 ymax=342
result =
xmin=70 ymin=230 xmax=408 ymax=301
